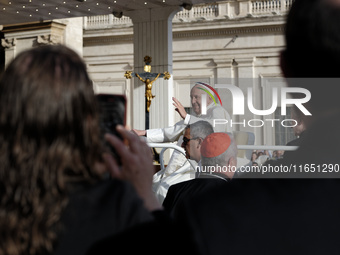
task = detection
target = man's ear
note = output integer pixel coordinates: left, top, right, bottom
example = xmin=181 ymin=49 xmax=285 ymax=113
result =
xmin=197 ymin=137 xmax=203 ymax=148
xmin=228 ymin=156 xmax=237 ymax=168
xmin=226 ymin=156 xmax=237 ymax=179
xmin=207 ymin=95 xmax=214 ymax=104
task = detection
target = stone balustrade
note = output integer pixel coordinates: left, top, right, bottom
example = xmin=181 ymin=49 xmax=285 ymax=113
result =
xmin=251 ymin=0 xmax=294 ymax=14
xmin=174 ymin=4 xmax=219 ymax=21
xmin=84 ymin=0 xmax=293 ymax=29
xmin=84 ymin=15 xmax=132 ymax=29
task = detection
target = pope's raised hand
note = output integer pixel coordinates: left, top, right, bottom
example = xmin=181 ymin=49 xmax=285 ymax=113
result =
xmin=172 ymin=97 xmax=187 ymax=119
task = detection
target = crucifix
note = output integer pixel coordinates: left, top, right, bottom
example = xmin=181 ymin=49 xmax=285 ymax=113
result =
xmin=124 ymin=56 xmax=171 ymax=129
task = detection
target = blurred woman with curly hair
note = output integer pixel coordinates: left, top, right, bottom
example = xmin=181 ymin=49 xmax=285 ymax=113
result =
xmin=0 ymin=45 xmax=152 ymax=255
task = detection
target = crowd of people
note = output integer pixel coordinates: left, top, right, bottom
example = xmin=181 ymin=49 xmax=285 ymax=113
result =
xmin=1 ymin=0 xmax=340 ymax=254
xmin=250 ymin=149 xmax=284 ymax=166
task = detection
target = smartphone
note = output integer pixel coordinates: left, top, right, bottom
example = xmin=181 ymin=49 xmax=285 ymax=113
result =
xmin=96 ymin=94 xmax=127 ymax=163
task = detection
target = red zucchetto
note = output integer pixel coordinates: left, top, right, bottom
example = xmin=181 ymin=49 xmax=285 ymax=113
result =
xmin=201 ymin=133 xmax=231 ymax=158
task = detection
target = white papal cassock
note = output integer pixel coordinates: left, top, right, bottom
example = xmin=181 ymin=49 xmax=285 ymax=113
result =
xmin=146 ymin=102 xmax=231 ymax=204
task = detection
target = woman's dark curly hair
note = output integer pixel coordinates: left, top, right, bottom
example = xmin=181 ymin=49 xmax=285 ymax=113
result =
xmin=0 ymin=45 xmax=103 ymax=255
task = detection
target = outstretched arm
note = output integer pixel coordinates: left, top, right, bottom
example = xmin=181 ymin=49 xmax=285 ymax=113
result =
xmin=150 ymin=73 xmax=161 ymax=83
xmin=132 ymin=129 xmax=146 ymax=136
xmin=135 ymin=73 xmax=145 ymax=83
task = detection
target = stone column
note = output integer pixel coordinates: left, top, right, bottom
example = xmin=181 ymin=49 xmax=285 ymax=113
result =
xmin=59 ymin=17 xmax=83 ymax=57
xmin=125 ymin=6 xmax=181 ymax=130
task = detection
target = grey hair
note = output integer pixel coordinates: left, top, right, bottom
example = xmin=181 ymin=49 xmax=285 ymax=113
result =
xmin=201 ymin=137 xmax=238 ymax=169
xmin=186 ymin=120 xmax=214 ymax=139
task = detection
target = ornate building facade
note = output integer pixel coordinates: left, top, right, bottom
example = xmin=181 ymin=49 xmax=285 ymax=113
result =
xmin=83 ymin=0 xmax=293 ymax=146
xmin=0 ymin=0 xmax=295 ymax=146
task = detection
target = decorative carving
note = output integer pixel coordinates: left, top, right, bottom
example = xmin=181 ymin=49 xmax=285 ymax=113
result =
xmin=163 ymin=71 xmax=171 ymax=80
xmin=124 ymin=70 xmax=132 ymax=79
xmin=1 ymin=38 xmax=16 ymax=49
xmin=174 ymin=25 xmax=284 ymax=39
xmin=36 ymin=34 xmax=61 ymax=45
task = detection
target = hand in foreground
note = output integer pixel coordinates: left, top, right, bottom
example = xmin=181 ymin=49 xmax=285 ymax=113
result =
xmin=172 ymin=97 xmax=187 ymax=119
xmin=103 ymin=126 xmax=161 ymax=211
xmin=132 ymin=129 xmax=146 ymax=136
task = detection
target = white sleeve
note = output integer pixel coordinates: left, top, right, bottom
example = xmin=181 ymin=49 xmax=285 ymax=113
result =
xmin=146 ymin=120 xmax=186 ymax=143
xmin=146 ymin=128 xmax=165 ymax=143
xmin=184 ymin=114 xmax=191 ymax=125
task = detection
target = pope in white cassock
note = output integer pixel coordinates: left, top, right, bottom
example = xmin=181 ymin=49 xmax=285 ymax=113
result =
xmin=133 ymin=82 xmax=231 ymax=203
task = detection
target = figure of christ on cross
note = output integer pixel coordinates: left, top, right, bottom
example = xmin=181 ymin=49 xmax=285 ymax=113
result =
xmin=124 ymin=56 xmax=171 ymax=129
xmin=135 ymin=72 xmax=161 ymax=113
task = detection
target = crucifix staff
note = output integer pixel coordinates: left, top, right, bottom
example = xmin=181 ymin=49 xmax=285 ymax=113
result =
xmin=124 ymin=56 xmax=171 ymax=129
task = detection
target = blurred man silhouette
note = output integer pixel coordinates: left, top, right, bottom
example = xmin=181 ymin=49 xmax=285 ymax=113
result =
xmin=174 ymin=1 xmax=340 ymax=254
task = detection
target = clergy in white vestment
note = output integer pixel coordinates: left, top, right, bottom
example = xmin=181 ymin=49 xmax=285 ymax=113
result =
xmin=133 ymin=82 xmax=231 ymax=203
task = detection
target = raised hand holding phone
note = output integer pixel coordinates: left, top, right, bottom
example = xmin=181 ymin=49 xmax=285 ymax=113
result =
xmin=103 ymin=126 xmax=161 ymax=211
xmin=96 ymin=94 xmax=126 ymax=163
